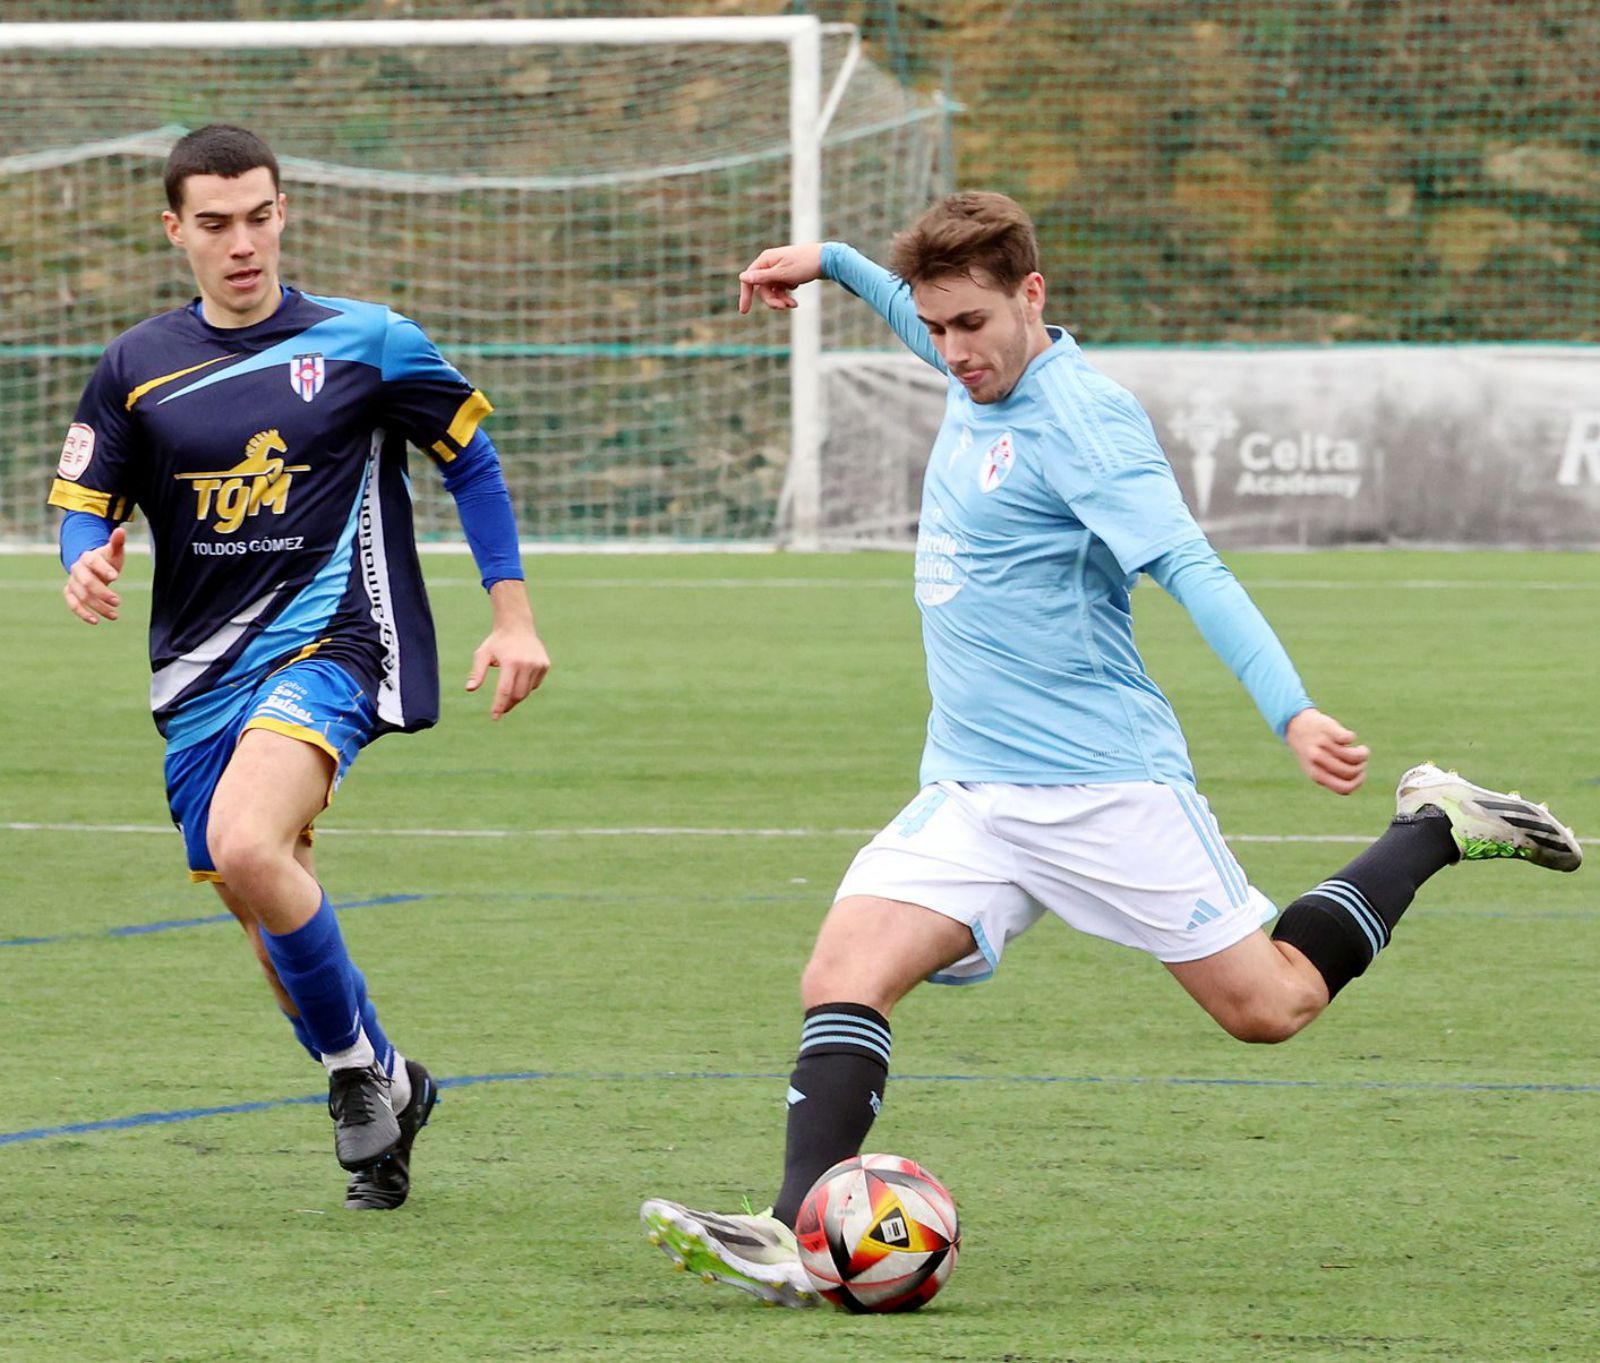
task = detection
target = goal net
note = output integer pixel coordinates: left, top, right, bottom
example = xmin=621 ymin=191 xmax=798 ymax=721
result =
xmin=0 ymin=19 xmax=947 ymax=547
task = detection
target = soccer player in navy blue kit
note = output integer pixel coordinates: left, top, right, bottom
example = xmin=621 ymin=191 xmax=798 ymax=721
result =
xmin=50 ymin=126 xmax=550 ymax=1210
xmin=641 ymin=192 xmax=1583 ymax=1305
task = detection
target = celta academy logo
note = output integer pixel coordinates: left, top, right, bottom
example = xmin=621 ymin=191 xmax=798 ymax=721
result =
xmin=290 ymin=352 xmax=325 ymax=403
xmin=1168 ymin=389 xmax=1237 ymax=515
xmin=175 ymin=428 xmax=310 ymax=533
xmin=1169 ymin=389 xmax=1363 ymax=515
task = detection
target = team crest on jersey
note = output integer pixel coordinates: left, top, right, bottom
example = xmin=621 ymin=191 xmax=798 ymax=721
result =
xmin=174 ymin=428 xmax=310 ymax=533
xmin=290 ymin=352 xmax=325 ymax=403
xmin=56 ymin=423 xmax=96 ymax=481
xmin=978 ymin=432 xmax=1015 ymax=492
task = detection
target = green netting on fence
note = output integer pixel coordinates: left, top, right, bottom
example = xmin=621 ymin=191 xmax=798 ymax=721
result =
xmin=12 ymin=0 xmax=1598 ymax=344
xmin=0 ymin=15 xmax=947 ymax=540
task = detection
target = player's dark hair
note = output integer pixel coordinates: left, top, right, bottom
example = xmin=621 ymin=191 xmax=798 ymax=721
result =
xmin=163 ymin=125 xmax=280 ymax=211
xmin=889 ymin=191 xmax=1041 ymax=293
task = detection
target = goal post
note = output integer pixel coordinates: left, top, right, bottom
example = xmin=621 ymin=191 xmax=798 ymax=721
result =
xmin=0 ymin=18 xmax=946 ymax=548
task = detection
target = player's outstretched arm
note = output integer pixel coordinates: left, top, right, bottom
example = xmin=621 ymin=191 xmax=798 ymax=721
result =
xmin=1284 ymin=708 xmax=1369 ymax=796
xmin=1142 ymin=540 xmax=1366 ymax=795
xmin=466 ymin=579 xmax=551 ymax=721
xmin=739 ymin=241 xmax=946 ymax=373
xmin=63 ymin=524 xmax=126 ymax=626
xmin=738 ymin=242 xmax=824 ymax=314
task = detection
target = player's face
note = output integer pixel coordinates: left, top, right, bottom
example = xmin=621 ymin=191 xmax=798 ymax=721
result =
xmin=162 ymin=167 xmax=287 ymax=328
xmin=913 ymin=269 xmax=1048 ymax=404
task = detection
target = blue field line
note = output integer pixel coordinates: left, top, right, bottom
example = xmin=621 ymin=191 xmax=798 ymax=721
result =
xmin=0 ymin=889 xmax=828 ymax=951
xmin=6 ymin=1068 xmax=1599 ymax=1149
xmin=0 ymin=1095 xmax=327 ymax=1146
xmin=0 ymin=894 xmax=429 ymax=950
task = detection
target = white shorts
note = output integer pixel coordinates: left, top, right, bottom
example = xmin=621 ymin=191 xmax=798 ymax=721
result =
xmin=834 ymin=781 xmax=1277 ymax=982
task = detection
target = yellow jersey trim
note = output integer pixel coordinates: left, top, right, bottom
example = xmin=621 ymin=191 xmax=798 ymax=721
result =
xmin=48 ymin=479 xmax=114 ymax=516
xmin=446 ymin=389 xmax=494 ymax=448
xmin=269 ymin=638 xmax=328 ymax=675
xmin=431 ymin=439 xmax=458 ymax=464
xmin=125 ymin=354 xmax=235 ymax=411
xmin=242 ymin=716 xmax=343 ymax=766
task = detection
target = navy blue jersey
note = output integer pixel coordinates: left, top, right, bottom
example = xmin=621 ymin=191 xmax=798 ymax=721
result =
xmin=48 ymin=289 xmax=491 ymax=747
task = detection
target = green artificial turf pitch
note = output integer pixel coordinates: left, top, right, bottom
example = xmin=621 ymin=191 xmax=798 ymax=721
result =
xmin=3 ymin=549 xmax=1597 ymax=1362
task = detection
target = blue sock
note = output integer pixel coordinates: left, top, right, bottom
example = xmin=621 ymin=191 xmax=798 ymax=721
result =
xmin=280 ymin=973 xmax=393 ymax=1077
xmin=260 ymin=894 xmax=363 ymax=1057
xmin=281 ymin=1008 xmax=320 ymax=1062
xmin=281 ymin=971 xmax=394 ymax=1073
xmin=348 ymin=966 xmax=395 ymax=1077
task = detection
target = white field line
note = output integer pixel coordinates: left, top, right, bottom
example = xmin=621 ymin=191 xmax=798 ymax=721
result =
xmin=3 ymin=821 xmax=1596 ymax=847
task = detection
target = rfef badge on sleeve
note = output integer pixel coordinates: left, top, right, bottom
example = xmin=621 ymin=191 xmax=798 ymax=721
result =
xmin=57 ymin=422 xmax=96 ymax=481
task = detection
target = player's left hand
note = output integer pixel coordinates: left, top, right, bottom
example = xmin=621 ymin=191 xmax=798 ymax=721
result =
xmin=467 ymin=621 xmax=551 ymax=720
xmin=1285 ymin=708 xmax=1369 ymax=795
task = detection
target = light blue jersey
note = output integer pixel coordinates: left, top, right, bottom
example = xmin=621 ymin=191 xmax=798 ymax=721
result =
xmin=821 ymin=243 xmax=1312 ymax=787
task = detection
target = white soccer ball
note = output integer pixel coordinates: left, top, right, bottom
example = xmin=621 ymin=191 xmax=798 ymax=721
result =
xmin=794 ymin=1153 xmax=960 ymax=1312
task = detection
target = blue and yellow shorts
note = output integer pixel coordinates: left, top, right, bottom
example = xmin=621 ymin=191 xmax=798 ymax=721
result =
xmin=164 ymin=658 xmax=377 ymax=883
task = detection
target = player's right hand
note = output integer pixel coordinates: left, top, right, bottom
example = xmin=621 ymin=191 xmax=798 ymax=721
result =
xmin=64 ymin=525 xmax=126 ymax=625
xmin=738 ymin=242 xmax=824 ymax=314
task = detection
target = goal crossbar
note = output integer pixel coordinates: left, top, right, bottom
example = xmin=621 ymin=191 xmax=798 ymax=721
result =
xmin=0 ymin=19 xmax=828 ymax=50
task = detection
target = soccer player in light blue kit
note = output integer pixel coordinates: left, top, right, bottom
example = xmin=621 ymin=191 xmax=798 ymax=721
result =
xmin=52 ymin=126 xmax=551 ymax=1209
xmin=641 ymin=192 xmax=1583 ymax=1305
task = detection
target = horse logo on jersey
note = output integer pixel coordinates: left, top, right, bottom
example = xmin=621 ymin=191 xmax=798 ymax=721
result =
xmin=978 ymin=432 xmax=1015 ymax=492
xmin=290 ymin=352 xmax=325 ymax=403
xmin=175 ymin=429 xmax=311 ymax=534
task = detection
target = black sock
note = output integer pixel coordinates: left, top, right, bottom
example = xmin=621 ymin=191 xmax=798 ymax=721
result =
xmin=1272 ymin=807 xmax=1458 ymax=998
xmin=770 ymin=1003 xmax=890 ymax=1228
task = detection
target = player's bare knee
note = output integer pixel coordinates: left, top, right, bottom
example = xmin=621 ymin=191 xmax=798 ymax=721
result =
xmin=1215 ymin=990 xmax=1319 ymax=1044
xmin=800 ymin=932 xmax=910 ymax=1014
xmin=799 ymin=943 xmax=869 ymax=1011
xmin=1220 ymin=1008 xmax=1299 ymax=1045
xmin=206 ymin=820 xmax=283 ymax=893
